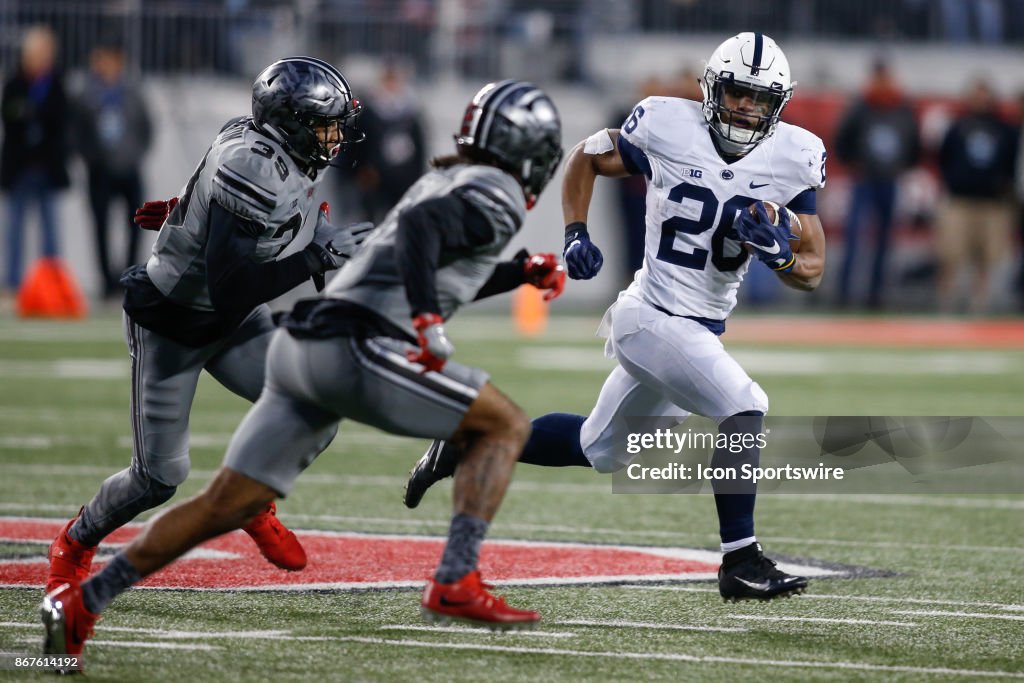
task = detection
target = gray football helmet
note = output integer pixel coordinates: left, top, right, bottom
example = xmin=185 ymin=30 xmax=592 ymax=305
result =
xmin=455 ymin=80 xmax=563 ymax=206
xmin=252 ymin=56 xmax=363 ymax=169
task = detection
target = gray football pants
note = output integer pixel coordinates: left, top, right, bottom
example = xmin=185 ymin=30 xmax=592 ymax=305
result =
xmin=224 ymin=330 xmax=488 ymax=496
xmin=73 ymin=306 xmax=302 ymax=546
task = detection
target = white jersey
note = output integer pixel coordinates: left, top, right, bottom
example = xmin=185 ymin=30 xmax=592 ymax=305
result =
xmin=618 ymin=97 xmax=826 ymax=320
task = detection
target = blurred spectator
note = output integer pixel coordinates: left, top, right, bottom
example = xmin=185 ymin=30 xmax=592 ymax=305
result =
xmin=0 ymin=26 xmax=69 ymax=295
xmin=935 ymin=79 xmax=1017 ymax=314
xmin=834 ymin=59 xmax=920 ymax=309
xmin=353 ymin=62 xmax=426 ymax=223
xmin=71 ymin=42 xmax=153 ymax=299
xmin=940 ymin=0 xmax=1003 ymax=44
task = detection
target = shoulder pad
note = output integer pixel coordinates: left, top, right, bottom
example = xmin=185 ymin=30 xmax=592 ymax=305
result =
xmin=208 ymin=130 xmax=287 ymax=224
xmin=451 ymin=165 xmax=525 ymax=240
xmin=775 ymin=124 xmax=827 ymax=190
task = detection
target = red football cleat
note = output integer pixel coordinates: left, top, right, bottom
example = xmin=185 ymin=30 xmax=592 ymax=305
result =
xmin=242 ymin=501 xmax=307 ymax=571
xmin=421 ymin=570 xmax=540 ymax=630
xmin=40 ymin=583 xmax=99 ymax=673
xmin=47 ymin=513 xmax=98 ymax=593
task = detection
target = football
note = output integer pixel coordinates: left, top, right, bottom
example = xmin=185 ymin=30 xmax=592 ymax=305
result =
xmin=748 ymin=200 xmax=803 ymax=252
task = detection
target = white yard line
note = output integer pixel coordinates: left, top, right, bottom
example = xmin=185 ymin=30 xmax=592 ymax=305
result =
xmin=0 ymin=622 xmax=285 ymax=638
xmin=892 ymin=610 xmax=1024 ymax=622
xmin=726 ymin=615 xmax=917 ymax=627
xmin=379 ymin=625 xmax=576 ymax=638
xmin=13 ymin=636 xmax=221 ymax=651
xmin=624 ymin=586 xmax=1024 ymax=612
xmin=0 ymin=359 xmax=127 ymax=380
xmin=769 ymin=535 xmax=1024 ymax=555
xmin=555 ymin=620 xmax=747 ymax=633
xmin=324 ymin=636 xmax=1024 ymax=679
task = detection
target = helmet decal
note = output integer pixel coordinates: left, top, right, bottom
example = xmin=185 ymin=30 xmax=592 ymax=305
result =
xmin=455 ymin=80 xmax=564 ymax=202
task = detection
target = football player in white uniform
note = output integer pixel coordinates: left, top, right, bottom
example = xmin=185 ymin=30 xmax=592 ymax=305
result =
xmin=406 ymin=33 xmax=826 ymax=602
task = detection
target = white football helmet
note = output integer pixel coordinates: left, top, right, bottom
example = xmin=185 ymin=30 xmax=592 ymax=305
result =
xmin=700 ymin=32 xmax=794 ymax=156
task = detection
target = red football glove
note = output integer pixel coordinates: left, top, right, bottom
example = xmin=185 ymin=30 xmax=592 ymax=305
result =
xmin=524 ymin=253 xmax=566 ymax=301
xmin=134 ymin=197 xmax=178 ymax=231
xmin=406 ymin=313 xmax=455 ymax=373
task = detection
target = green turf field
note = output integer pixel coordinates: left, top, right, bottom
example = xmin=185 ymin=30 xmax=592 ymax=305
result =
xmin=1 ymin=313 xmax=1022 ymax=682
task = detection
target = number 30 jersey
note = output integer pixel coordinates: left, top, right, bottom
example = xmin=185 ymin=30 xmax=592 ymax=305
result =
xmin=618 ymin=97 xmax=826 ymax=321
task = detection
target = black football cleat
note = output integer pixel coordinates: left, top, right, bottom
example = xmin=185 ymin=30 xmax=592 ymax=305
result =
xmin=718 ymin=542 xmax=808 ymax=602
xmin=404 ymin=439 xmax=459 ymax=509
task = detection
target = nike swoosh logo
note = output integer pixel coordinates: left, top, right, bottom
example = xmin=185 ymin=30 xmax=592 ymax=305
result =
xmin=755 ymin=241 xmax=781 ymax=255
xmin=438 ymin=596 xmax=473 ymax=607
xmin=749 ymin=181 xmax=770 ymax=189
xmin=735 ymin=577 xmax=771 ymax=591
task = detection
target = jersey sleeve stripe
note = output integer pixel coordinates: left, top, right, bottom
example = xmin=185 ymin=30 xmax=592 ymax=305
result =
xmin=212 ymin=176 xmax=273 ymax=215
xmin=786 ymin=188 xmax=817 ymax=215
xmin=213 ymin=169 xmax=276 ymax=210
xmin=220 ymin=165 xmax=276 ymax=199
xmin=617 ymin=135 xmax=653 ymax=178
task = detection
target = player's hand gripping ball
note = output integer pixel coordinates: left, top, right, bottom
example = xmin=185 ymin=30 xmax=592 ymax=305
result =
xmin=735 ymin=200 xmax=802 ymax=271
xmin=748 ymin=200 xmax=802 ymax=253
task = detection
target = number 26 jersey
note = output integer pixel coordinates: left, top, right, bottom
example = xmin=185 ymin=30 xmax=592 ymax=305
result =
xmin=618 ymin=97 xmax=826 ymax=321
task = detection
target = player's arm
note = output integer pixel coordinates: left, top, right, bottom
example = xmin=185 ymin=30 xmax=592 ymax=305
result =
xmin=562 ymin=128 xmax=631 ymax=224
xmin=394 ymin=193 xmax=500 ymax=370
xmin=205 ymin=201 xmax=332 ymax=313
xmin=474 ymin=249 xmax=565 ymax=302
xmin=561 ymin=128 xmax=633 ymax=280
xmin=777 ymin=212 xmax=825 ymax=291
xmin=395 ymin=194 xmax=497 ymax=316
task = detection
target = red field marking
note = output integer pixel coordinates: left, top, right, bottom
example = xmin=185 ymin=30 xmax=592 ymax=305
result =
xmin=723 ymin=318 xmax=1024 ymax=349
xmin=0 ymin=517 xmax=724 ymax=590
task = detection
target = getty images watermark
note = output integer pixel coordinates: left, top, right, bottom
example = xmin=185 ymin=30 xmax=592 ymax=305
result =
xmin=611 ymin=417 xmax=1024 ymax=494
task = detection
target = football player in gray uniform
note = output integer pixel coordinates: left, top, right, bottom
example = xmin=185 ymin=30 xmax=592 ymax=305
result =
xmin=42 ymin=81 xmax=564 ymax=663
xmin=46 ymin=57 xmax=372 ymax=597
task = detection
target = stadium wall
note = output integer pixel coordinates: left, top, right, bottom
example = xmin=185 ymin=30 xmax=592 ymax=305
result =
xmin=12 ymin=40 xmax=1024 ymax=311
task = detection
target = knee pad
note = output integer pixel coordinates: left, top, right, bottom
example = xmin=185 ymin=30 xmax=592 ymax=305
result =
xmin=747 ymin=383 xmax=769 ymax=416
xmin=147 ymin=452 xmax=191 ymax=489
xmin=131 ymin=467 xmax=178 ymax=508
xmin=583 ymin=444 xmax=628 ymax=474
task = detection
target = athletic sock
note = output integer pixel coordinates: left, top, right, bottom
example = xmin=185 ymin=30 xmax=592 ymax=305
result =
xmin=712 ymin=411 xmax=764 ymax=546
xmin=434 ymin=513 xmax=489 ymax=584
xmin=721 ymin=536 xmax=757 ymax=554
xmin=518 ymin=413 xmax=591 ymax=467
xmin=81 ymin=553 xmax=142 ymax=614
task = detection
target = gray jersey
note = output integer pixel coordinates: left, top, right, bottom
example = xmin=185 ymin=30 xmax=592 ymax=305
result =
xmin=325 ymin=163 xmax=526 ymax=337
xmin=146 ymin=118 xmax=321 ymax=310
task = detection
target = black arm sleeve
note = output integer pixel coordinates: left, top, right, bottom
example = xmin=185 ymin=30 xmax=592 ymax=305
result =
xmin=395 ymin=193 xmax=496 ymax=317
xmin=206 ymin=200 xmax=317 ymax=314
xmin=474 ymin=249 xmax=528 ymax=301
